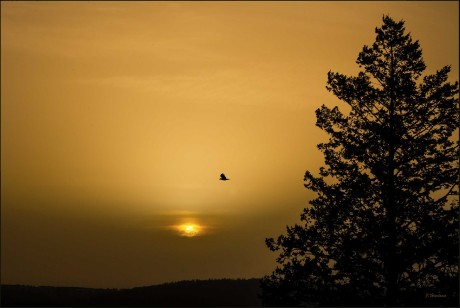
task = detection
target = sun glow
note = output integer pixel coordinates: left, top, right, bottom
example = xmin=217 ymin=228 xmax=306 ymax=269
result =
xmin=177 ymin=223 xmax=201 ymax=237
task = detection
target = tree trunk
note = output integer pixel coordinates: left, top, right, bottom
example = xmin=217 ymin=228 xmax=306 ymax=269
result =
xmin=384 ymin=49 xmax=399 ymax=306
xmin=384 ymin=141 xmax=398 ymax=306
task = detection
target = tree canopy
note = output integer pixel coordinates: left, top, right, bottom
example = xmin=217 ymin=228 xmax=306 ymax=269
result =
xmin=261 ymin=15 xmax=459 ymax=307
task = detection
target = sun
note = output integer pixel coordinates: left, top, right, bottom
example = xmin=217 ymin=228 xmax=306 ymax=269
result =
xmin=177 ymin=224 xmax=201 ymax=237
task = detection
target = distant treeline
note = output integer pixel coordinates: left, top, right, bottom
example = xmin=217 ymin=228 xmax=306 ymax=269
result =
xmin=1 ymin=278 xmax=262 ymax=307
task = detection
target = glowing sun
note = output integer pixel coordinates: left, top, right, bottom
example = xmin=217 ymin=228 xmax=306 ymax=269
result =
xmin=177 ymin=224 xmax=201 ymax=237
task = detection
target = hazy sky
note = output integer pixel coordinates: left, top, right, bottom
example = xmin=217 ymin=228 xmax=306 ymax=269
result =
xmin=1 ymin=1 xmax=458 ymax=288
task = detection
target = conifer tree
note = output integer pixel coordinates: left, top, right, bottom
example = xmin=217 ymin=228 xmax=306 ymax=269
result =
xmin=261 ymin=15 xmax=459 ymax=306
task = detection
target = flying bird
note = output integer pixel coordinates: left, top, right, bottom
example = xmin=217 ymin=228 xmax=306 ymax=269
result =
xmin=220 ymin=173 xmax=230 ymax=181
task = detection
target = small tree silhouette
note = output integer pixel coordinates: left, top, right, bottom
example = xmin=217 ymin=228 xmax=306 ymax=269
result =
xmin=261 ymin=15 xmax=459 ymax=306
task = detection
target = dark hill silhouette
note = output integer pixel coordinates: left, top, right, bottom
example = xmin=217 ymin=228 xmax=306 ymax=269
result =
xmin=1 ymin=278 xmax=262 ymax=306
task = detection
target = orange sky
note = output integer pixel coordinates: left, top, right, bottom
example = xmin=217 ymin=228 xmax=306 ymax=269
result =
xmin=1 ymin=1 xmax=458 ymax=288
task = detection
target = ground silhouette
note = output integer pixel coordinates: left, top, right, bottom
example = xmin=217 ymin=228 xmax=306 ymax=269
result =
xmin=1 ymin=278 xmax=262 ymax=307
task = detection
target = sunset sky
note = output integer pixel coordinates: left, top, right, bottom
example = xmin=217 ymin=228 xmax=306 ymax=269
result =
xmin=1 ymin=1 xmax=458 ymax=288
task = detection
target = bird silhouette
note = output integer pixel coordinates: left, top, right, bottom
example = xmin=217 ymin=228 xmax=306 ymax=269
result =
xmin=220 ymin=173 xmax=230 ymax=181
